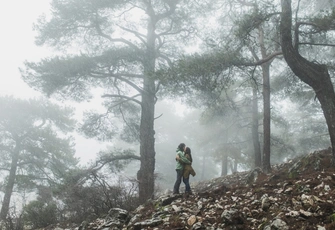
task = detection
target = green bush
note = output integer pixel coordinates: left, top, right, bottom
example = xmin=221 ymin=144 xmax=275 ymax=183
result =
xmin=23 ymin=200 xmax=58 ymax=229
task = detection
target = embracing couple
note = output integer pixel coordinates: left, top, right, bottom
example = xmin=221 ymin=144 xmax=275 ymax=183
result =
xmin=173 ymin=143 xmax=196 ymax=195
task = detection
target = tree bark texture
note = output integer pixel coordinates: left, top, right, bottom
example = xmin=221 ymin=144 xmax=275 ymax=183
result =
xmin=252 ymin=85 xmax=262 ymax=168
xmin=255 ymin=23 xmax=274 ymax=173
xmin=138 ymin=89 xmax=156 ymax=203
xmin=137 ymin=18 xmax=157 ymax=203
xmin=262 ymin=63 xmax=271 ymax=173
xmin=280 ymin=0 xmax=335 ymax=161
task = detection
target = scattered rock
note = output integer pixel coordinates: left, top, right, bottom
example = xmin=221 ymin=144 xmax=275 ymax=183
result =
xmin=39 ymin=148 xmax=335 ymax=230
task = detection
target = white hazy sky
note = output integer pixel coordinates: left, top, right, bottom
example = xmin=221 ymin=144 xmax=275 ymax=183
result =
xmin=0 ymin=1 xmax=106 ymax=164
xmin=0 ymin=1 xmax=190 ymax=165
xmin=0 ymin=1 xmax=53 ymax=97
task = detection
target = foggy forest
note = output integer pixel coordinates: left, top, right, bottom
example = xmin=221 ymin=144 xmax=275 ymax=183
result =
xmin=1 ymin=0 xmax=335 ymax=229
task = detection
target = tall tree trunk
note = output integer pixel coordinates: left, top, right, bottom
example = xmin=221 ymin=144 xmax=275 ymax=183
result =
xmin=258 ymin=23 xmax=272 ymax=173
xmin=138 ymin=85 xmax=155 ymax=203
xmin=229 ymin=159 xmax=238 ymax=173
xmin=137 ymin=18 xmax=156 ymax=204
xmin=201 ymin=155 xmax=206 ymax=180
xmin=280 ymin=0 xmax=335 ymax=162
xmin=262 ymin=62 xmax=271 ymax=173
xmin=0 ymin=149 xmax=19 ymax=220
xmin=221 ymin=154 xmax=228 ymax=176
xmin=249 ymin=23 xmax=277 ymax=172
xmin=252 ymin=84 xmax=262 ymax=168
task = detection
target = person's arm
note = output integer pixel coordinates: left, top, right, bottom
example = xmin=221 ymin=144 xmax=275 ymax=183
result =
xmin=177 ymin=152 xmax=191 ymax=164
xmin=185 ymin=153 xmax=192 ymax=163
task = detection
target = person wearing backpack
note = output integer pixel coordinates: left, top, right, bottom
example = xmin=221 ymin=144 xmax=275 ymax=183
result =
xmin=173 ymin=143 xmax=191 ymax=195
xmin=183 ymin=147 xmax=196 ymax=195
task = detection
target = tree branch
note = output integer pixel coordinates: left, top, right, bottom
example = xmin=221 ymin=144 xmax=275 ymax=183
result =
xmin=117 ymin=25 xmax=147 ymax=45
xmin=299 ymin=42 xmax=335 ymax=47
xmin=241 ymin=51 xmax=282 ymax=66
xmin=254 ymin=51 xmax=282 ymax=65
xmin=91 ymin=71 xmax=144 ymax=94
xmin=101 ymin=94 xmax=142 ymax=105
xmin=158 ymin=53 xmax=173 ymax=68
xmin=0 ymin=167 xmax=10 ymax=172
xmin=94 ymin=22 xmax=141 ymax=52
xmin=110 ymin=74 xmax=145 ymax=94
xmin=91 ymin=154 xmax=141 ymax=174
xmin=235 ymin=0 xmax=256 ymax=7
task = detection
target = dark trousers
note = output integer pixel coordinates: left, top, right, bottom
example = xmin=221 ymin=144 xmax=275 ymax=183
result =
xmin=183 ymin=176 xmax=191 ymax=193
xmin=173 ymin=169 xmax=183 ymax=194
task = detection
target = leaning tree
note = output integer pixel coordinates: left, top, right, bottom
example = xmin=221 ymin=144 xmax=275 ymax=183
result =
xmin=280 ymin=0 xmax=335 ymax=162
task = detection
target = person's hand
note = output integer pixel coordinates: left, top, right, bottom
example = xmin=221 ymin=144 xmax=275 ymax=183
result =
xmin=176 ymin=155 xmax=180 ymax=161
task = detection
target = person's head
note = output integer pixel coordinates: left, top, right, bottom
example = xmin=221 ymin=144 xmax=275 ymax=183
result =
xmin=185 ymin=147 xmax=193 ymax=162
xmin=177 ymin=143 xmax=186 ymax=152
xmin=185 ymin=147 xmax=191 ymax=155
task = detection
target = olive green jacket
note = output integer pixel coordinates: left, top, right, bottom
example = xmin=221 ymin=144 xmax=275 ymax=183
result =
xmin=183 ymin=153 xmax=196 ymax=178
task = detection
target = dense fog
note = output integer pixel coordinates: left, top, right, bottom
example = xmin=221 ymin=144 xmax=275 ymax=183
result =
xmin=0 ymin=0 xmax=334 ymax=229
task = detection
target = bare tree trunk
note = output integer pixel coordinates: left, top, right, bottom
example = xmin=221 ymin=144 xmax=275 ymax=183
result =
xmin=138 ymin=85 xmax=156 ymax=203
xmin=257 ymin=23 xmax=272 ymax=173
xmin=221 ymin=154 xmax=228 ymax=176
xmin=0 ymin=149 xmax=19 ymax=220
xmin=201 ymin=156 xmax=206 ymax=180
xmin=137 ymin=18 xmax=156 ymax=204
xmin=262 ymin=62 xmax=271 ymax=173
xmin=248 ymin=22 xmax=277 ymax=172
xmin=252 ymin=85 xmax=262 ymax=168
xmin=280 ymin=0 xmax=335 ymax=162
xmin=229 ymin=159 xmax=238 ymax=173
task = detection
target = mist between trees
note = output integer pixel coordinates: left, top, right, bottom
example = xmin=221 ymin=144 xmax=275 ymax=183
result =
xmin=1 ymin=0 xmax=335 ymax=229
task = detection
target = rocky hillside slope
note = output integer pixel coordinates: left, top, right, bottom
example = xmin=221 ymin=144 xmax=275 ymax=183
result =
xmin=45 ymin=148 xmax=335 ymax=230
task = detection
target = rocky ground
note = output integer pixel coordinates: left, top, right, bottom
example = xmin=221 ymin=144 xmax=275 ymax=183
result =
xmin=43 ymin=148 xmax=335 ymax=229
